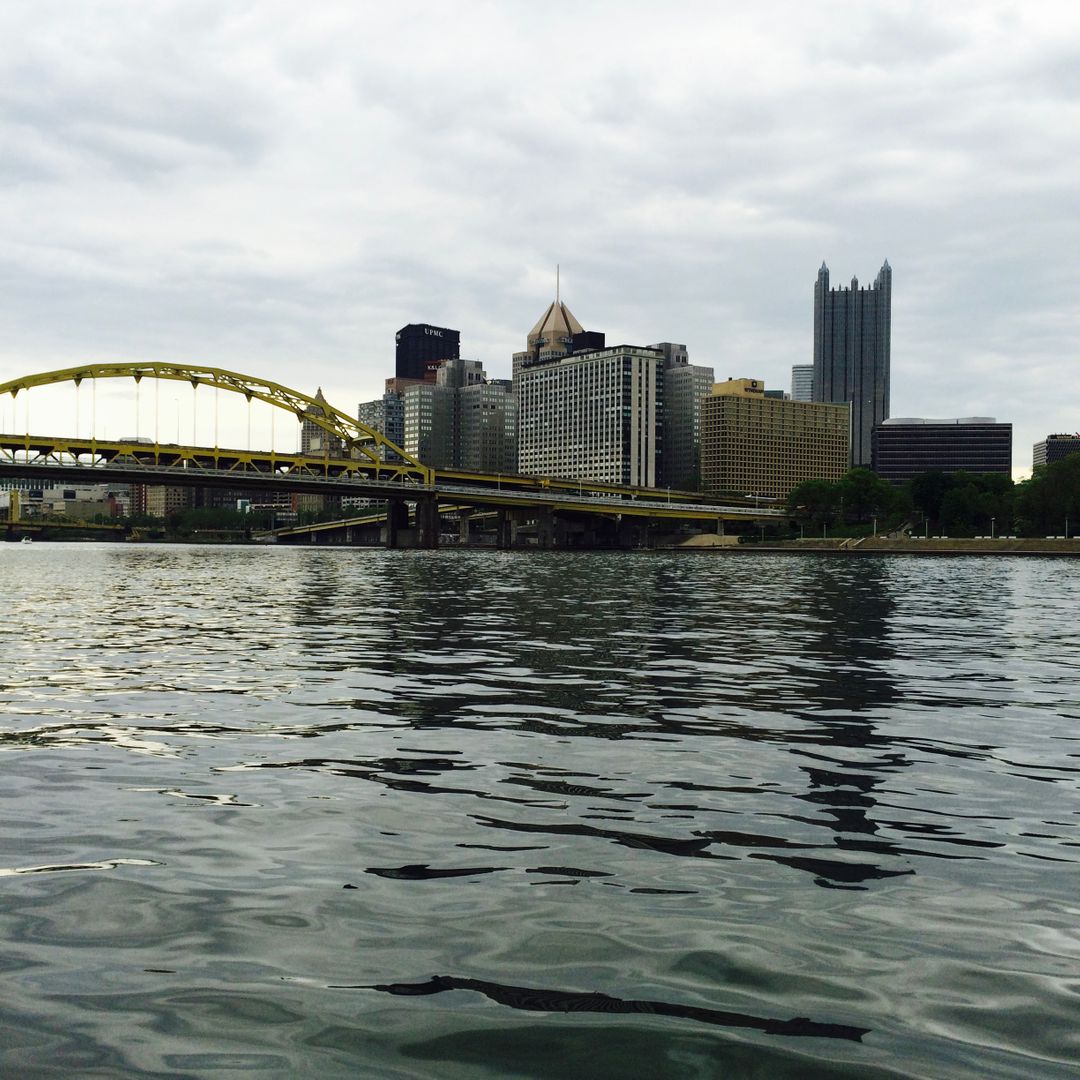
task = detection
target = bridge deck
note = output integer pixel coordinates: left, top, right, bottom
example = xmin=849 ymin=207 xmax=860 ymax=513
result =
xmin=1 ymin=433 xmax=784 ymax=523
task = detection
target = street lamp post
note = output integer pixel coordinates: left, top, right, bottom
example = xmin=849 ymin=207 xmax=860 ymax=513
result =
xmin=991 ymin=517 xmax=996 ymax=540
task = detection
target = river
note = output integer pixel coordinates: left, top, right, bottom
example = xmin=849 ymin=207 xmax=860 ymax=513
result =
xmin=1 ymin=544 xmax=1078 ymax=1078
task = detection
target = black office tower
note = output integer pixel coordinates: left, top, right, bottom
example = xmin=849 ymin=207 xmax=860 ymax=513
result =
xmin=395 ymin=324 xmax=460 ymax=381
xmin=873 ymin=418 xmax=1012 ymax=482
xmin=813 ymin=260 xmax=891 ymax=468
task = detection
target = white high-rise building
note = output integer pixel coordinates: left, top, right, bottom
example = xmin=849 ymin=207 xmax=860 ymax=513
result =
xmin=517 ymin=333 xmax=663 ymax=486
xmin=791 ymin=364 xmax=814 ymax=402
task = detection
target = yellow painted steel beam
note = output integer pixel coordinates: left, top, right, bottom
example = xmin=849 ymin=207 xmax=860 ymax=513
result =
xmin=433 ymin=467 xmax=727 ymax=504
xmin=0 ymin=363 xmax=432 ymax=484
xmin=0 ymin=433 xmax=427 ymax=485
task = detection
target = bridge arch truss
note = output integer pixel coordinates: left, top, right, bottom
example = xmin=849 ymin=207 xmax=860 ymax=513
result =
xmin=0 ymin=362 xmax=431 ymax=484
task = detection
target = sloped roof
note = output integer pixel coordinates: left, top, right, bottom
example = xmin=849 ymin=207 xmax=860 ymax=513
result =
xmin=528 ymin=300 xmax=584 ymax=345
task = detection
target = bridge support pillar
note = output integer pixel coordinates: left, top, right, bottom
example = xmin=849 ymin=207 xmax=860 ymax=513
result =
xmin=496 ymin=509 xmax=511 ymax=549
xmin=554 ymin=514 xmax=571 ymax=548
xmin=536 ymin=507 xmax=555 ymax=549
xmin=458 ymin=511 xmax=471 ymax=545
xmin=416 ymin=496 xmax=439 ymax=550
xmin=616 ymin=515 xmax=647 ymax=549
xmin=509 ymin=509 xmax=529 ymax=547
xmin=384 ymin=499 xmax=409 ymax=548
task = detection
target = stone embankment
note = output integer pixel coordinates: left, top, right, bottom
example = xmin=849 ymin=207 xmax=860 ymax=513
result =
xmin=678 ymin=535 xmax=1080 ymax=556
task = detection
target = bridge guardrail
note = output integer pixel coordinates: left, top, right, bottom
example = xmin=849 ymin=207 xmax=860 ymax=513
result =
xmin=2 ymin=453 xmax=787 ymax=517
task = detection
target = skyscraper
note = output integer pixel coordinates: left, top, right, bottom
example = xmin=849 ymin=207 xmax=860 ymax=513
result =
xmin=651 ymin=343 xmax=714 ymax=489
xmin=357 ymin=392 xmax=406 ymax=460
xmin=300 ymin=388 xmax=344 ymax=457
xmin=790 ymin=364 xmax=813 ymax=402
xmin=813 ymin=260 xmax=891 ymax=468
xmin=1033 ymin=434 xmax=1080 ymax=470
xmin=395 ymin=323 xmax=460 ymax=381
xmin=401 ymin=358 xmax=516 ymax=473
xmin=514 ymin=294 xmax=662 ymax=486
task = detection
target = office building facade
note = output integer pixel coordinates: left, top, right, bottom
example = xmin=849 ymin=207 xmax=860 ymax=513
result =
xmin=701 ymin=378 xmax=849 ymax=500
xmin=357 ymin=392 xmax=406 ymax=460
xmin=1033 ymin=434 xmax=1080 ymax=470
xmin=402 ymin=358 xmax=516 ymax=473
xmin=651 ymin=342 xmax=714 ymax=489
xmin=813 ymin=260 xmax=891 ymax=467
xmin=395 ymin=323 xmax=461 ymax=381
xmin=517 ymin=340 xmax=663 ymax=486
xmin=791 ymin=364 xmax=813 ymax=402
xmin=300 ymin=388 xmax=345 ymax=458
xmin=872 ymin=417 xmax=1012 ymax=482
xmin=456 ymin=378 xmax=518 ymax=474
xmin=403 ymin=382 xmax=453 ymax=468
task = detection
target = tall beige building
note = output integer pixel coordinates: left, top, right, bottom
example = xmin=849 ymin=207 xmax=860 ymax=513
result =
xmin=701 ymin=378 xmax=849 ymax=500
xmin=142 ymin=485 xmax=193 ymax=519
xmin=300 ymin=388 xmax=345 ymax=457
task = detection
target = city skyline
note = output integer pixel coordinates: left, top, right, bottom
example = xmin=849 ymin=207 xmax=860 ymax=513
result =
xmin=2 ymin=3 xmax=1079 ymax=478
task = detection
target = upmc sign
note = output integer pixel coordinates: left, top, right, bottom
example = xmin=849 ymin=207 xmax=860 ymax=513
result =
xmin=425 ymin=328 xmax=443 ymax=338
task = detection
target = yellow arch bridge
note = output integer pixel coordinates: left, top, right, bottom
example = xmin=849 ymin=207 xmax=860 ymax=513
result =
xmin=0 ymin=363 xmax=784 ymax=547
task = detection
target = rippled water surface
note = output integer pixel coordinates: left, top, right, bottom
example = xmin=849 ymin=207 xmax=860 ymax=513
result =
xmin=2 ymin=543 xmax=1079 ymax=1079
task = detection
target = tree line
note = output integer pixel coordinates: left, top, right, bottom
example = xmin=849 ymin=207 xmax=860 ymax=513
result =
xmin=786 ymin=455 xmax=1080 ymax=538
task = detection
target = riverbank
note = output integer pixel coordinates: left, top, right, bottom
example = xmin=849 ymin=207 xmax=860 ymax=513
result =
xmin=676 ymin=535 xmax=1080 ymax=555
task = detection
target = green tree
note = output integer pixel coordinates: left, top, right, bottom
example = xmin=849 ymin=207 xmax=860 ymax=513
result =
xmin=936 ymin=473 xmax=1014 ymax=536
xmin=786 ymin=479 xmax=840 ymax=524
xmin=1016 ymin=454 xmax=1080 ymax=536
xmin=909 ymin=470 xmax=952 ymax=525
xmin=838 ymin=468 xmax=896 ymax=524
xmin=908 ymin=470 xmax=1014 ymax=535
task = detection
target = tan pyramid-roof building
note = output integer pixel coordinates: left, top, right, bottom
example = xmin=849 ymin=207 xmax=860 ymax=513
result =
xmin=527 ymin=300 xmax=584 ymax=351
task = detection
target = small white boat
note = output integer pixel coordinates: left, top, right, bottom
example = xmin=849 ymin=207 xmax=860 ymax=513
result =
xmin=20 ymin=536 xmax=33 ymax=544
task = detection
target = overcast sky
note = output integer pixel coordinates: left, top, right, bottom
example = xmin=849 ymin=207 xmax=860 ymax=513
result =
xmin=2 ymin=1 xmax=1078 ymax=475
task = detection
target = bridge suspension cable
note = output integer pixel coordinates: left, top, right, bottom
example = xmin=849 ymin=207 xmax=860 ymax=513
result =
xmin=0 ymin=362 xmax=431 ymax=482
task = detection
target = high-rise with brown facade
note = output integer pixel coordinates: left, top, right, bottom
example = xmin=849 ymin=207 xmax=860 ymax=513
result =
xmin=701 ymin=378 xmax=849 ymax=500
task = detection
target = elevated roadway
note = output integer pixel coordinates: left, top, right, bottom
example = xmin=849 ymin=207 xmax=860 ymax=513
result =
xmin=0 ymin=363 xmax=785 ymax=548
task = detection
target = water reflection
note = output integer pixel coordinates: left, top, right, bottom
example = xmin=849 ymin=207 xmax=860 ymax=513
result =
xmin=358 ymin=974 xmax=870 ymax=1041
xmin=3 ymin=546 xmax=1080 ymax=1080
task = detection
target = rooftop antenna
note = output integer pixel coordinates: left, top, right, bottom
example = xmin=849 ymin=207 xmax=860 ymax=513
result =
xmin=556 ymin=264 xmax=560 ymax=303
